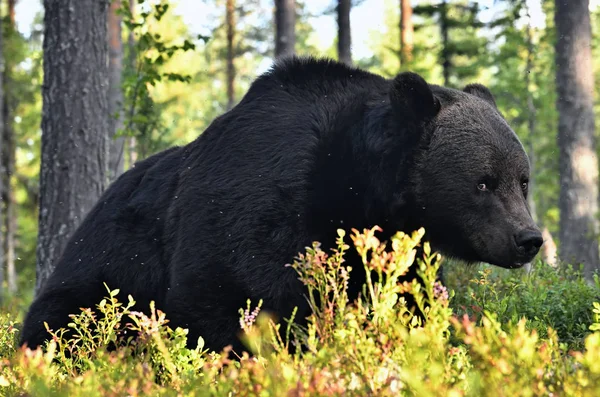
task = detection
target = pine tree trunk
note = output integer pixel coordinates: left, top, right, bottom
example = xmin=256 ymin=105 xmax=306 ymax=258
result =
xmin=400 ymin=0 xmax=413 ymax=68
xmin=3 ymin=109 xmax=17 ymax=294
xmin=555 ymin=0 xmax=599 ymax=279
xmin=0 ymin=10 xmax=4 ymax=301
xmin=36 ymin=0 xmax=109 ymax=293
xmin=127 ymin=0 xmax=137 ymax=167
xmin=5 ymin=182 xmax=16 ymax=294
xmin=440 ymin=0 xmax=450 ymax=86
xmin=108 ymin=0 xmax=125 ymax=181
xmin=226 ymin=0 xmax=236 ymax=110
xmin=337 ymin=0 xmax=352 ymax=65
xmin=3 ymin=0 xmax=17 ymax=295
xmin=524 ymin=6 xmax=537 ymax=225
xmin=275 ymin=0 xmax=296 ymax=58
xmin=7 ymin=0 xmax=16 ymax=23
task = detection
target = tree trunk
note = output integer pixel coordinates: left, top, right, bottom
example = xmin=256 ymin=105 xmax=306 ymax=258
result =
xmin=3 ymin=0 xmax=17 ymax=295
xmin=337 ymin=0 xmax=352 ymax=65
xmin=275 ymin=0 xmax=296 ymax=58
xmin=400 ymin=0 xmax=413 ymax=68
xmin=36 ymin=0 xmax=109 ymax=293
xmin=440 ymin=0 xmax=450 ymax=86
xmin=523 ymin=10 xmax=537 ymax=274
xmin=127 ymin=0 xmax=137 ymax=167
xmin=226 ymin=0 xmax=236 ymax=110
xmin=3 ymin=106 xmax=16 ymax=295
xmin=554 ymin=0 xmax=599 ymax=280
xmin=4 ymin=185 xmax=16 ymax=294
xmin=524 ymin=5 xmax=537 ymax=224
xmin=108 ymin=0 xmax=125 ymax=181
xmin=0 ymin=9 xmax=4 ymax=301
xmin=7 ymin=0 xmax=16 ymax=23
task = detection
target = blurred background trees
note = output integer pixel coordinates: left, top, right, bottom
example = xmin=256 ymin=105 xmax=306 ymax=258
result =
xmin=0 ymin=0 xmax=599 ymax=302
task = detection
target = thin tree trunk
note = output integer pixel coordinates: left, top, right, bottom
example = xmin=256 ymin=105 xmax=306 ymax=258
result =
xmin=5 ymin=183 xmax=16 ymax=294
xmin=127 ymin=0 xmax=137 ymax=167
xmin=226 ymin=0 xmax=236 ymax=110
xmin=337 ymin=0 xmax=352 ymax=65
xmin=524 ymin=5 xmax=537 ymax=224
xmin=0 ymin=8 xmax=4 ymax=301
xmin=36 ymin=0 xmax=109 ymax=293
xmin=7 ymin=0 xmax=16 ymax=23
xmin=3 ymin=0 xmax=17 ymax=295
xmin=523 ymin=22 xmax=537 ymax=273
xmin=108 ymin=0 xmax=125 ymax=181
xmin=541 ymin=227 xmax=558 ymax=267
xmin=3 ymin=110 xmax=17 ymax=294
xmin=440 ymin=0 xmax=450 ymax=86
xmin=129 ymin=138 xmax=137 ymax=165
xmin=554 ymin=0 xmax=599 ymax=280
xmin=275 ymin=0 xmax=296 ymax=58
xmin=400 ymin=0 xmax=413 ymax=68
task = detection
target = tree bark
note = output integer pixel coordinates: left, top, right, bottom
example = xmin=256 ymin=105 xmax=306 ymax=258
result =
xmin=440 ymin=0 xmax=450 ymax=86
xmin=3 ymin=0 xmax=17 ymax=295
xmin=36 ymin=0 xmax=109 ymax=293
xmin=226 ymin=0 xmax=236 ymax=110
xmin=7 ymin=0 xmax=16 ymax=23
xmin=3 ymin=107 xmax=16 ymax=295
xmin=127 ymin=0 xmax=137 ymax=167
xmin=0 ymin=8 xmax=4 ymax=301
xmin=108 ymin=0 xmax=125 ymax=181
xmin=275 ymin=0 xmax=296 ymax=58
xmin=524 ymin=4 xmax=537 ymax=224
xmin=554 ymin=0 xmax=599 ymax=279
xmin=400 ymin=0 xmax=413 ymax=68
xmin=337 ymin=0 xmax=352 ymax=65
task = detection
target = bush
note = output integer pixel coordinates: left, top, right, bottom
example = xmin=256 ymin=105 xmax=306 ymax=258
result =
xmin=0 ymin=227 xmax=599 ymax=396
xmin=447 ymin=260 xmax=600 ymax=350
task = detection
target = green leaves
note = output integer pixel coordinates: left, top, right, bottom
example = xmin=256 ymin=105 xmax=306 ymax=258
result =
xmin=116 ymin=0 xmax=205 ymax=159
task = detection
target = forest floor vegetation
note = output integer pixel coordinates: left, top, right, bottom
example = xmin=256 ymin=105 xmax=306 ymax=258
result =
xmin=0 ymin=227 xmax=599 ymax=396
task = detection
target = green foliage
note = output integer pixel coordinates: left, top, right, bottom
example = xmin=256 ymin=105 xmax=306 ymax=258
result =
xmin=117 ymin=0 xmax=208 ymax=160
xmin=412 ymin=0 xmax=489 ymax=86
xmin=1 ymin=228 xmax=600 ymax=395
xmin=448 ymin=261 xmax=600 ymax=350
xmin=363 ymin=0 xmax=444 ymax=81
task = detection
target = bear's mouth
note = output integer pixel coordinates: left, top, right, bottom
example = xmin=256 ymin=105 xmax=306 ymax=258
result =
xmin=505 ymin=261 xmax=528 ymax=269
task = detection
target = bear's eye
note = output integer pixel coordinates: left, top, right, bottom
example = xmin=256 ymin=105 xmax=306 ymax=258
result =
xmin=477 ymin=183 xmax=488 ymax=191
xmin=521 ymin=181 xmax=528 ymax=191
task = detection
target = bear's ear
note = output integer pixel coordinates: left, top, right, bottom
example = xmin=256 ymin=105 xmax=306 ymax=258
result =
xmin=389 ymin=72 xmax=440 ymax=123
xmin=463 ymin=83 xmax=497 ymax=108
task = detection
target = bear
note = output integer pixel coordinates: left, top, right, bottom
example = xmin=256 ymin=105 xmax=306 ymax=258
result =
xmin=20 ymin=56 xmax=543 ymax=354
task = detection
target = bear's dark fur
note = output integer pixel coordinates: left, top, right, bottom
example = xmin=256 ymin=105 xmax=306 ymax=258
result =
xmin=20 ymin=57 xmax=542 ymax=353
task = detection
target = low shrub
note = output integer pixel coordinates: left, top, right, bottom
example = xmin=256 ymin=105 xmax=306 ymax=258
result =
xmin=0 ymin=227 xmax=599 ymax=396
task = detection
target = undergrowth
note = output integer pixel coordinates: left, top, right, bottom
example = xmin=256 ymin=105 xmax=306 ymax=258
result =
xmin=0 ymin=227 xmax=599 ymax=396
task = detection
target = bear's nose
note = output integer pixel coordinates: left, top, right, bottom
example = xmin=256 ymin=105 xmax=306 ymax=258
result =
xmin=515 ymin=229 xmax=544 ymax=255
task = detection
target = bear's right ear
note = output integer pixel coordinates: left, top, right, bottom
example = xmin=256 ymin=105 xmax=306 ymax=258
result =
xmin=389 ymin=72 xmax=440 ymax=123
xmin=463 ymin=83 xmax=497 ymax=108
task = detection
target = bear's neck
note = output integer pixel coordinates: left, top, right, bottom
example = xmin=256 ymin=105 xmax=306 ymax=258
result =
xmin=305 ymin=100 xmax=421 ymax=247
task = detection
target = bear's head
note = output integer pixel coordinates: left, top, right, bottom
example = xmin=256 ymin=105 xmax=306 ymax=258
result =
xmin=387 ymin=72 xmax=543 ymax=269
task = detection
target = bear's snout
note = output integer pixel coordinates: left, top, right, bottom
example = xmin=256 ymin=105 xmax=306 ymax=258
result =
xmin=514 ymin=228 xmax=544 ymax=260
